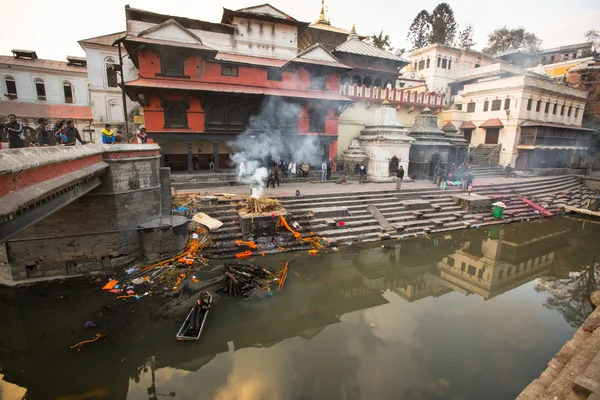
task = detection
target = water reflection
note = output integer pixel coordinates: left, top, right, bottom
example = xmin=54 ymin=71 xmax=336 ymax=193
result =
xmin=1 ymin=217 xmax=599 ymax=400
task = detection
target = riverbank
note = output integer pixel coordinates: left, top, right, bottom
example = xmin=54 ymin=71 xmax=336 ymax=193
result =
xmin=177 ymin=174 xmax=598 ymax=260
xmin=518 ymin=290 xmax=600 ymax=399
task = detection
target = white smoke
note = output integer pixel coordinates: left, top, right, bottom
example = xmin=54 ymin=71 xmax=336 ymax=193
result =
xmin=229 ymin=98 xmax=325 ymax=197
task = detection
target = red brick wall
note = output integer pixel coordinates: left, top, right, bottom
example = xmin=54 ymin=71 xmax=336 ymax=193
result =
xmin=0 ymin=154 xmax=103 ymax=197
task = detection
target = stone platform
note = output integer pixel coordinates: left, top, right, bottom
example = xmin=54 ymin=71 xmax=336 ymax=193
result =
xmin=452 ymin=193 xmax=493 ymax=211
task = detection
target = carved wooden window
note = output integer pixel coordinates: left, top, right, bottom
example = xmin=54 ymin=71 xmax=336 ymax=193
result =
xmin=467 ymin=102 xmax=475 ymax=113
xmin=504 ymin=99 xmax=511 ymax=110
xmin=308 ymin=108 xmax=326 ymax=132
xmin=553 ymin=103 xmax=558 ymax=114
xmin=267 ymin=68 xmax=282 ymax=81
xmin=221 ymin=65 xmax=238 ymax=77
xmin=483 ymin=100 xmax=489 ymax=112
xmin=418 ymin=60 xmax=425 ymax=70
xmin=527 ymin=99 xmax=532 ymax=111
xmin=208 ymin=104 xmax=224 ymax=124
xmin=426 ymin=58 xmax=430 ymax=68
xmin=228 ymin=105 xmax=244 ymax=125
xmin=536 ymin=100 xmax=541 ymax=112
xmin=544 ymin=102 xmax=550 ymax=113
xmin=491 ymin=99 xmax=502 ymax=111
xmin=163 ymin=101 xmax=188 ymax=128
xmin=310 ymin=73 xmax=327 ymax=90
xmin=161 ymin=52 xmax=184 ymax=77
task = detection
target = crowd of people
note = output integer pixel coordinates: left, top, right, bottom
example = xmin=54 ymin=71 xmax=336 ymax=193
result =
xmin=432 ymin=162 xmax=475 ymax=193
xmin=2 ymin=114 xmax=149 ymax=149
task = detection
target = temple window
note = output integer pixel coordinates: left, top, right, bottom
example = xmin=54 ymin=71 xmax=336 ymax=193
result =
xmin=163 ymin=101 xmax=188 ymax=128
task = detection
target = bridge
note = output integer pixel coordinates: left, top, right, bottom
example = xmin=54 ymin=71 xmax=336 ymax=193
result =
xmin=0 ymin=144 xmax=171 ymax=283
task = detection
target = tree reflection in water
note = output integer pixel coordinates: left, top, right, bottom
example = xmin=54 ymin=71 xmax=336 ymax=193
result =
xmin=536 ymin=254 xmax=600 ymax=328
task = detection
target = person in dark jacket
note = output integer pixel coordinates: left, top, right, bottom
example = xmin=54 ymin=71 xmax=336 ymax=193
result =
xmin=52 ymin=120 xmax=66 ymax=144
xmin=359 ymin=163 xmax=367 ymax=184
xmin=396 ymin=165 xmax=405 ymax=190
xmin=273 ymin=163 xmax=280 ymax=187
xmin=64 ymin=120 xmax=86 ymax=146
xmin=36 ymin=118 xmax=51 ymax=146
xmin=4 ymin=114 xmax=25 ymax=148
xmin=504 ymin=164 xmax=512 ymax=178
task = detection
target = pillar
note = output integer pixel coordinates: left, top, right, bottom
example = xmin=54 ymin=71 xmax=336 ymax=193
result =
xmin=323 ymin=143 xmax=330 ymax=162
xmin=186 ymin=142 xmax=193 ymax=173
xmin=213 ymin=142 xmax=220 ymax=172
xmin=157 ymin=143 xmax=165 ymax=168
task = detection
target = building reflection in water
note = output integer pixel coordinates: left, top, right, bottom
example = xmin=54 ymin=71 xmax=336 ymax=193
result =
xmin=0 ymin=218 xmax=597 ymax=399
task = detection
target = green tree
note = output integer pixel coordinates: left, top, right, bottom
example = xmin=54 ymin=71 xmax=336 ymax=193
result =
xmin=457 ymin=24 xmax=476 ymax=50
xmin=369 ymin=31 xmax=392 ymax=51
xmin=483 ymin=27 xmax=542 ymax=55
xmin=430 ymin=3 xmax=457 ymax=45
xmin=407 ymin=10 xmax=432 ymax=50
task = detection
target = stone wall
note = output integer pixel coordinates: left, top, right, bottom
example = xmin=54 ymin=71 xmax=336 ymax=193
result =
xmin=1 ymin=145 xmax=169 ymax=281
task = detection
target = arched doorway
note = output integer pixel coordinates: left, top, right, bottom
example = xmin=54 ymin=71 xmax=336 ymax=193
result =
xmin=428 ymin=153 xmax=441 ymax=177
xmin=388 ymin=156 xmax=399 ymax=175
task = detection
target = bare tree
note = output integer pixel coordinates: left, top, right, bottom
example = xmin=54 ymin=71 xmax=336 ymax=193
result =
xmin=457 ymin=24 xmax=476 ymax=50
xmin=585 ymin=30 xmax=600 ymax=54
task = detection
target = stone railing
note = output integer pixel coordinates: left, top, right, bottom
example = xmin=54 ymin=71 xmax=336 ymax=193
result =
xmin=340 ymin=83 xmax=445 ymax=108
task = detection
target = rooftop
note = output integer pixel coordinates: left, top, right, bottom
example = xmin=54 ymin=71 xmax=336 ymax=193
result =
xmin=408 ymin=43 xmax=496 ymax=61
xmin=539 ymin=42 xmax=593 ymax=55
xmin=0 ymin=55 xmax=87 ymax=73
xmin=78 ymin=31 xmax=126 ymax=48
xmin=335 ymin=37 xmax=406 ymax=62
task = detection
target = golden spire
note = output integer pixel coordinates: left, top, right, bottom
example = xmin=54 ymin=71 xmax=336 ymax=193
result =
xmin=351 ymin=24 xmax=356 ymax=34
xmin=316 ymin=0 xmax=330 ymax=25
xmin=382 ymin=91 xmax=390 ymax=105
xmin=347 ymin=23 xmax=358 ymax=40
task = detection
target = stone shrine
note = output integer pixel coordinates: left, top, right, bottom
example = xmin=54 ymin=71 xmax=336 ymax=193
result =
xmin=441 ymin=122 xmax=469 ymax=166
xmin=341 ymin=139 xmax=368 ymax=177
xmin=356 ymin=100 xmax=414 ymax=182
xmin=408 ymin=108 xmax=453 ymax=179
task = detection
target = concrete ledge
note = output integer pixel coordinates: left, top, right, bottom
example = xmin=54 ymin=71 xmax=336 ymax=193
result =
xmin=0 ymin=145 xmax=105 ymax=175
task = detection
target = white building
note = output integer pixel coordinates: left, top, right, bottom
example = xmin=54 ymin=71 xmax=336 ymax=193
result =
xmin=78 ymin=32 xmax=141 ymax=144
xmin=441 ymin=63 xmax=590 ymax=168
xmin=407 ymin=44 xmax=498 ymax=100
xmin=0 ymin=49 xmax=92 ymax=143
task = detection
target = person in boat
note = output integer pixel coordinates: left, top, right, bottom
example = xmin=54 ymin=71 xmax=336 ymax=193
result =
xmin=197 ymin=291 xmax=211 ymax=311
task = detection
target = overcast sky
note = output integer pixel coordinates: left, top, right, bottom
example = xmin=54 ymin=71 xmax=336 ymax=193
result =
xmin=1 ymin=0 xmax=598 ymax=60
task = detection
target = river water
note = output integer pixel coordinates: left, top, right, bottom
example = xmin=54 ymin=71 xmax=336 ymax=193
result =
xmin=1 ymin=217 xmax=599 ymax=400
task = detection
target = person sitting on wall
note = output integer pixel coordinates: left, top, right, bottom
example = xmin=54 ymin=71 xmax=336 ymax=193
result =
xmin=115 ymin=130 xmax=123 ymax=143
xmin=101 ymin=124 xmax=116 ymax=144
xmin=136 ymin=126 xmax=148 ymax=144
xmin=36 ymin=118 xmax=51 ymax=146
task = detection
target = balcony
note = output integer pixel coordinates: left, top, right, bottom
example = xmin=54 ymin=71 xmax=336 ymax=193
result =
xmin=339 ymin=83 xmax=445 ymax=108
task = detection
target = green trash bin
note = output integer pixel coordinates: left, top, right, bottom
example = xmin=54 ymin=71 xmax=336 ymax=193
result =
xmin=493 ymin=206 xmax=504 ymax=218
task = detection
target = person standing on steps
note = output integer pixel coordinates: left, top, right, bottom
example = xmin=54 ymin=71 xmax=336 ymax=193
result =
xmin=359 ymin=163 xmax=367 ymax=185
xmin=327 ymin=158 xmax=332 ymax=180
xmin=396 ymin=165 xmax=404 ymax=190
xmin=273 ymin=163 xmax=280 ymax=187
xmin=505 ymin=163 xmax=512 ymax=178
xmin=321 ymin=160 xmax=327 ymax=182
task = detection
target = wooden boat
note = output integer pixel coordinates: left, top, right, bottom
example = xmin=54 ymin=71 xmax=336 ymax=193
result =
xmin=176 ymin=295 xmax=212 ymax=341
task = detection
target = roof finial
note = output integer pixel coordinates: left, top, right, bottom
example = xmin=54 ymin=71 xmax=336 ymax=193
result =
xmin=347 ymin=23 xmax=358 ymax=40
xmin=317 ymin=0 xmax=330 ymax=25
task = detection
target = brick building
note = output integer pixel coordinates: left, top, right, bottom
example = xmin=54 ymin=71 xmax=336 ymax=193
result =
xmin=119 ymin=5 xmax=353 ymax=172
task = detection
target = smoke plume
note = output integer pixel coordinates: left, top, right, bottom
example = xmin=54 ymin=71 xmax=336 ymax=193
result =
xmin=229 ymin=98 xmax=325 ymax=197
